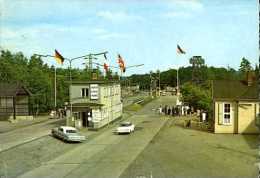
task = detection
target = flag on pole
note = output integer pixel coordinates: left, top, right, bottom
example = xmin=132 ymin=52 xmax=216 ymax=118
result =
xmin=177 ymin=45 xmax=186 ymax=54
xmin=54 ymin=49 xmax=65 ymax=64
xmin=104 ymin=63 xmax=109 ymax=73
xmin=118 ymin=54 xmax=126 ymax=73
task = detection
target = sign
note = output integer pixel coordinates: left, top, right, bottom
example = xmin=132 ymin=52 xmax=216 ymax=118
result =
xmin=90 ymin=84 xmax=99 ymax=100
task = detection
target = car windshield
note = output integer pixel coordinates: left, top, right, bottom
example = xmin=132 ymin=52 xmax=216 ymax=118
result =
xmin=66 ymin=130 xmax=77 ymax=133
xmin=120 ymin=123 xmax=131 ymax=127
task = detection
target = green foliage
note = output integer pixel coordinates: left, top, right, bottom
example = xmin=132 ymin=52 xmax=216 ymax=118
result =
xmin=129 ymin=65 xmax=240 ymax=89
xmin=180 ymin=82 xmax=212 ymax=113
xmin=0 ymin=50 xmax=118 ymax=113
xmin=239 ymin=57 xmax=252 ymax=74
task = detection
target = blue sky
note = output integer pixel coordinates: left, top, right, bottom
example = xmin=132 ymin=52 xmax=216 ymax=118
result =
xmin=0 ymin=0 xmax=258 ymax=75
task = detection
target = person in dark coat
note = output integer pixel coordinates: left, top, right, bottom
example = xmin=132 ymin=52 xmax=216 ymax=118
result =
xmin=172 ymin=106 xmax=175 ymax=116
xmin=168 ymin=107 xmax=171 ymax=115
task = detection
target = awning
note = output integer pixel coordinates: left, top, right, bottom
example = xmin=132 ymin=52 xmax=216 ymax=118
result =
xmin=71 ymin=102 xmax=103 ymax=112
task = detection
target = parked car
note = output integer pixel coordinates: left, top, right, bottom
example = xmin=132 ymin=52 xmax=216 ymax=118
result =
xmin=51 ymin=126 xmax=86 ymax=142
xmin=115 ymin=122 xmax=135 ymax=134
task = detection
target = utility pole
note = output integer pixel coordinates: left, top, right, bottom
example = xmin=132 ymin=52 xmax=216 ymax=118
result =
xmin=177 ymin=67 xmax=179 ymax=95
xmin=54 ymin=67 xmax=57 ymax=110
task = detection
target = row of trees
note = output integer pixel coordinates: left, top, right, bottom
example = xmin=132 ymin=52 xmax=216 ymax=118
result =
xmin=129 ymin=57 xmax=257 ymax=114
xmin=0 ymin=50 xmax=119 ymax=113
xmin=0 ymin=50 xmax=257 ymax=114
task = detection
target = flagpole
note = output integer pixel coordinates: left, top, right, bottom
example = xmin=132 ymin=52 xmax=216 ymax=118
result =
xmin=177 ymin=67 xmax=179 ymax=95
xmin=54 ymin=67 xmax=57 ymax=116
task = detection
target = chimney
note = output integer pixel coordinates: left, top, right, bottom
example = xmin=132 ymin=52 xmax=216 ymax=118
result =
xmin=246 ymin=71 xmax=254 ymax=86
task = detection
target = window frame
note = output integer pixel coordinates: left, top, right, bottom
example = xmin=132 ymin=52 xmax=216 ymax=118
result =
xmin=81 ymin=88 xmax=89 ymax=98
xmin=222 ymin=103 xmax=232 ymax=125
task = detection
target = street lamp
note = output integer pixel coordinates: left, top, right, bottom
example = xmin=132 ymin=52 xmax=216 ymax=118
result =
xmin=34 ymin=51 xmax=108 ymax=112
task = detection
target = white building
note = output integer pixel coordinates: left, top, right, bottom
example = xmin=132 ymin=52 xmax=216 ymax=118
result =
xmin=67 ymin=80 xmax=122 ymax=130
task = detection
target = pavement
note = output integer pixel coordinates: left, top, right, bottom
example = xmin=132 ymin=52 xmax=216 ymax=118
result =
xmin=1 ymin=95 xmax=256 ymax=178
xmin=17 ymin=96 xmax=172 ymax=178
xmin=0 ymin=115 xmax=57 ymax=133
xmin=119 ymin=117 xmax=259 ymax=178
xmin=0 ymin=117 xmax=66 ymax=152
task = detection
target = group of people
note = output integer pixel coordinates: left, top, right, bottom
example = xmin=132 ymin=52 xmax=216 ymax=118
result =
xmin=158 ymin=105 xmax=193 ymax=117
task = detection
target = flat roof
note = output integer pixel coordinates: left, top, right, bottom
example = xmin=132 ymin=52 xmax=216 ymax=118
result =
xmin=70 ymin=80 xmax=120 ymax=85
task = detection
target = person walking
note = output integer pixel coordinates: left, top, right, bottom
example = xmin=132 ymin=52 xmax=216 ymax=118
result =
xmin=164 ymin=105 xmax=168 ymax=115
xmin=159 ymin=105 xmax=162 ymax=115
xmin=172 ymin=106 xmax=175 ymax=116
xmin=168 ymin=107 xmax=171 ymax=115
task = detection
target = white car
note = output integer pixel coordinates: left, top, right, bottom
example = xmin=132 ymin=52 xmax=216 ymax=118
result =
xmin=115 ymin=122 xmax=135 ymax=134
xmin=51 ymin=126 xmax=86 ymax=142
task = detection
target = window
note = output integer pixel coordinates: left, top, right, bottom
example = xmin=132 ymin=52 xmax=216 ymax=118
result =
xmin=66 ymin=129 xmax=77 ymax=133
xmin=223 ymin=103 xmax=231 ymax=125
xmin=0 ymin=98 xmax=5 ymax=107
xmin=81 ymin=88 xmax=89 ymax=98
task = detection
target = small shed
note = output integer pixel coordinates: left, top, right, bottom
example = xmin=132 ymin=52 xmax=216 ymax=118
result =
xmin=213 ymin=79 xmax=259 ymax=134
xmin=0 ymin=83 xmax=32 ymax=121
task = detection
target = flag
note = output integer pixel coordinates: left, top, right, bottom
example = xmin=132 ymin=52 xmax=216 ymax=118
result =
xmin=54 ymin=49 xmax=65 ymax=64
xmin=177 ymin=45 xmax=186 ymax=54
xmin=104 ymin=63 xmax=109 ymax=73
xmin=118 ymin=54 xmax=126 ymax=73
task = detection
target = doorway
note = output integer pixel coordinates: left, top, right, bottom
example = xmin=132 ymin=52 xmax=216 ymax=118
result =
xmin=82 ymin=112 xmax=87 ymax=127
xmin=82 ymin=108 xmax=92 ymax=127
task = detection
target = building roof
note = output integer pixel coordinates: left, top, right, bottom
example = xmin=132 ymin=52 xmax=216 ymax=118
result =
xmin=70 ymin=80 xmax=120 ymax=85
xmin=212 ymin=80 xmax=258 ymax=101
xmin=0 ymin=83 xmax=31 ymax=97
xmin=72 ymin=102 xmax=104 ymax=107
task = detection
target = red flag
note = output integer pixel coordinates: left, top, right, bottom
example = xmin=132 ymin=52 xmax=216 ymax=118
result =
xmin=104 ymin=63 xmax=109 ymax=72
xmin=54 ymin=49 xmax=65 ymax=64
xmin=118 ymin=54 xmax=126 ymax=72
xmin=177 ymin=45 xmax=186 ymax=54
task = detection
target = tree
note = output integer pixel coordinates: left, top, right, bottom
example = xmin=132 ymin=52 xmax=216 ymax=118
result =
xmin=180 ymin=82 xmax=212 ymax=114
xmin=239 ymin=57 xmax=252 ymax=74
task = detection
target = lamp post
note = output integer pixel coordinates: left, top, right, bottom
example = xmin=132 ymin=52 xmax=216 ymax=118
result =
xmin=34 ymin=51 xmax=108 ymax=116
xmin=157 ymin=70 xmax=160 ymax=96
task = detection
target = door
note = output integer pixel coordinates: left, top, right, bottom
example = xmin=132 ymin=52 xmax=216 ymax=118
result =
xmin=82 ymin=112 xmax=87 ymax=127
xmin=85 ymin=108 xmax=92 ymax=127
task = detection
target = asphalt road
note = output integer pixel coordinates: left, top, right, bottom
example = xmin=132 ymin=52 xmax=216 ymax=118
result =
xmin=1 ymin=96 xmax=177 ymax=178
xmin=0 ymin=118 xmax=66 ymax=152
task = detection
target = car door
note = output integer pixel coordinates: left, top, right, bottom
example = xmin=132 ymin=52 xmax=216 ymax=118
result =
xmin=58 ymin=128 xmax=64 ymax=138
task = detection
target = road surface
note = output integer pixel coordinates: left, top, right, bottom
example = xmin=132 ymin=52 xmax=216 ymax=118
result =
xmin=1 ymin=96 xmax=176 ymax=178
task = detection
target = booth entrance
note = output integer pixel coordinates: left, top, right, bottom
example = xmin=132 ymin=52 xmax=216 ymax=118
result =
xmin=82 ymin=108 xmax=92 ymax=127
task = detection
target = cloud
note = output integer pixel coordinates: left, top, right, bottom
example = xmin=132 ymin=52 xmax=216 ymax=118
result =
xmin=97 ymin=10 xmax=144 ymax=22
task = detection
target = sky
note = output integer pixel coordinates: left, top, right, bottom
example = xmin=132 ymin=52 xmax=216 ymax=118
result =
xmin=0 ymin=0 xmax=258 ymax=75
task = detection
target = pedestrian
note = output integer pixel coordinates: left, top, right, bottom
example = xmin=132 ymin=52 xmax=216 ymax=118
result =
xmin=159 ymin=105 xmax=162 ymax=115
xmin=162 ymin=106 xmax=165 ymax=114
xmin=177 ymin=106 xmax=180 ymax=116
xmin=164 ymin=105 xmax=168 ymax=115
xmin=172 ymin=106 xmax=175 ymax=116
xmin=168 ymin=107 xmax=171 ymax=115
